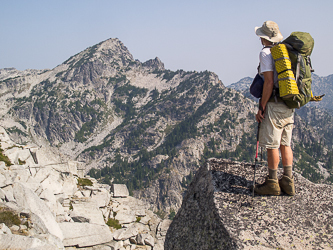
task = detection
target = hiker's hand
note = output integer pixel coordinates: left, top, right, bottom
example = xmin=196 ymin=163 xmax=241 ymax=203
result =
xmin=310 ymin=94 xmax=325 ymax=102
xmin=256 ymin=109 xmax=265 ymax=123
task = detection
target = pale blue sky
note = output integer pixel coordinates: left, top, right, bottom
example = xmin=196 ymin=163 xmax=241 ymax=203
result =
xmin=1 ymin=0 xmax=332 ymax=85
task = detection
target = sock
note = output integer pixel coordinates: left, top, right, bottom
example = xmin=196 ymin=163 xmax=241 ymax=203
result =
xmin=283 ymin=166 xmax=292 ymax=178
xmin=268 ymin=168 xmax=278 ymax=180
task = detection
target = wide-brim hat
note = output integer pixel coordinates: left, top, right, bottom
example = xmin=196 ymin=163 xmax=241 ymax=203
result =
xmin=255 ymin=21 xmax=283 ymax=43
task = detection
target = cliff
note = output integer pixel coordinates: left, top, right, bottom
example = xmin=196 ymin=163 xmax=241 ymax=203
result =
xmin=165 ymin=158 xmax=333 ymax=250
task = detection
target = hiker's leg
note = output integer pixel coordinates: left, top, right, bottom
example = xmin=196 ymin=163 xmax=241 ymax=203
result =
xmin=267 ymin=148 xmax=279 ymax=169
xmin=279 ymin=145 xmax=295 ymax=195
xmin=267 ymin=148 xmax=279 ymax=179
xmin=280 ymin=145 xmax=293 ymax=166
xmin=280 ymin=145 xmax=293 ymax=177
xmin=254 ymin=147 xmax=281 ymax=195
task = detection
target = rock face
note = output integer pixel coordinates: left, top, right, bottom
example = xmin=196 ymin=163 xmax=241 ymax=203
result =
xmin=165 ymin=158 xmax=333 ymax=250
xmin=0 ymin=127 xmax=169 ymax=249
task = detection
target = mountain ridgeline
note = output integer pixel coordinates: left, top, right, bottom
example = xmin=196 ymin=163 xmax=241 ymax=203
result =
xmin=0 ymin=38 xmax=332 ymax=214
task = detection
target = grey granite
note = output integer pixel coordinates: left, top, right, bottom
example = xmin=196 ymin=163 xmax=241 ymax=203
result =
xmin=165 ymin=158 xmax=333 ymax=250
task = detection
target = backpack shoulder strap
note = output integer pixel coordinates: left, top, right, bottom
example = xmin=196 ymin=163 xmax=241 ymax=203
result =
xmin=295 ymin=53 xmax=302 ymax=83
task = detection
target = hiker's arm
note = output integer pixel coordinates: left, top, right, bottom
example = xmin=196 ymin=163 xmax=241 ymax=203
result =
xmin=256 ymin=71 xmax=274 ymax=123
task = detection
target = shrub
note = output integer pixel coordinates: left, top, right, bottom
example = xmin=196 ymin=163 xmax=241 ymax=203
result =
xmin=0 ymin=146 xmax=12 ymax=166
xmin=77 ymin=178 xmax=93 ymax=187
xmin=169 ymin=209 xmax=176 ymax=220
xmin=0 ymin=208 xmax=21 ymax=227
xmin=106 ymin=218 xmax=121 ymax=229
xmin=18 ymin=159 xmax=26 ymax=165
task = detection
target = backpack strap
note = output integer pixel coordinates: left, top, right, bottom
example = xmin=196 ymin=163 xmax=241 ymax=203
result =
xmin=295 ymin=53 xmax=302 ymax=84
xmin=307 ymin=56 xmax=315 ymax=73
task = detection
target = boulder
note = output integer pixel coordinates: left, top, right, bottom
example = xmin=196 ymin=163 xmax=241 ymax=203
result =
xmin=113 ymin=196 xmax=147 ymax=216
xmin=143 ymin=234 xmax=154 ymax=247
xmin=113 ymin=224 xmax=138 ymax=241
xmin=12 ymin=182 xmax=64 ymax=240
xmin=37 ymin=170 xmax=63 ymax=195
xmin=146 ymin=211 xmax=161 ymax=238
xmin=91 ymin=188 xmax=111 ymax=207
xmin=113 ymin=184 xmax=129 ymax=198
xmin=0 ymin=188 xmax=6 ymax=201
xmin=37 ymin=187 xmax=65 ymax=216
xmin=70 ymin=201 xmax=105 ymax=225
xmin=34 ymin=233 xmax=64 ymax=249
xmin=115 ymin=211 xmax=137 ymax=224
xmin=59 ymin=222 xmax=113 ymax=247
xmin=156 ymin=219 xmax=172 ymax=238
xmin=0 ymin=223 xmax=12 ymax=234
xmin=0 ymin=234 xmax=60 ymax=250
xmin=2 ymin=185 xmax=15 ymax=202
xmin=136 ymin=233 xmax=148 ymax=245
xmin=100 ymin=207 xmax=111 ymax=219
xmin=61 ymin=173 xmax=78 ymax=197
xmin=113 ymin=228 xmax=126 ymax=240
xmin=7 ymin=165 xmax=30 ymax=183
xmin=132 ymin=223 xmax=150 ymax=234
xmin=0 ymin=170 xmax=17 ymax=187
xmin=113 ymin=204 xmax=131 ymax=213
xmin=104 ymin=240 xmax=124 ymax=250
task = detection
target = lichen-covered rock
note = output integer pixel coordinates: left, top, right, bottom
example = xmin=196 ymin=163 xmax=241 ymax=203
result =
xmin=165 ymin=158 xmax=333 ymax=250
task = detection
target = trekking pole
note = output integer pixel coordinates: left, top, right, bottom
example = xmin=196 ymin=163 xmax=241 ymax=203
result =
xmin=252 ymin=122 xmax=261 ymax=197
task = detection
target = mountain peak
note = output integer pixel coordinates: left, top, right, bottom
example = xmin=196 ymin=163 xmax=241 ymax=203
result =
xmin=96 ymin=38 xmax=133 ymax=60
xmin=143 ymin=57 xmax=165 ymax=71
xmin=62 ymin=37 xmax=134 ymax=70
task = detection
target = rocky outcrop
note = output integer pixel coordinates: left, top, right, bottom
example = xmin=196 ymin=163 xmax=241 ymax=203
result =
xmin=165 ymin=158 xmax=333 ymax=250
xmin=142 ymin=57 xmax=165 ymax=71
xmin=0 ymin=127 xmax=169 ymax=249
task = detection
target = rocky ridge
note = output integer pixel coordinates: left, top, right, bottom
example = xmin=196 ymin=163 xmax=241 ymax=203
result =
xmin=165 ymin=158 xmax=333 ymax=249
xmin=0 ymin=126 xmax=170 ymax=250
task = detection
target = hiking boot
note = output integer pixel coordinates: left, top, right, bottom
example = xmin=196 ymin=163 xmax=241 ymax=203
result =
xmin=279 ymin=175 xmax=295 ymax=196
xmin=254 ymin=177 xmax=281 ymax=196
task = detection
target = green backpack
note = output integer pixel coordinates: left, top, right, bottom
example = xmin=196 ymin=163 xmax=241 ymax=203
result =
xmin=278 ymin=32 xmax=315 ymax=108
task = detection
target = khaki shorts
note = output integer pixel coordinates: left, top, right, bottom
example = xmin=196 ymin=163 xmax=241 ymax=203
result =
xmin=259 ymin=102 xmax=294 ymax=149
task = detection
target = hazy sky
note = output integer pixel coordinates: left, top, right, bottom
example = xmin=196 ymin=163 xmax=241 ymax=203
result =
xmin=1 ymin=0 xmax=332 ymax=85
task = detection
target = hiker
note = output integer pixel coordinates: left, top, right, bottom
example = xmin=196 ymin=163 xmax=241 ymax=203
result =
xmin=253 ymin=21 xmax=295 ymax=196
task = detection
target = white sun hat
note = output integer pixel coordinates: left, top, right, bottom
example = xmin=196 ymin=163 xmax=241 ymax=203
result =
xmin=255 ymin=21 xmax=283 ymax=43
